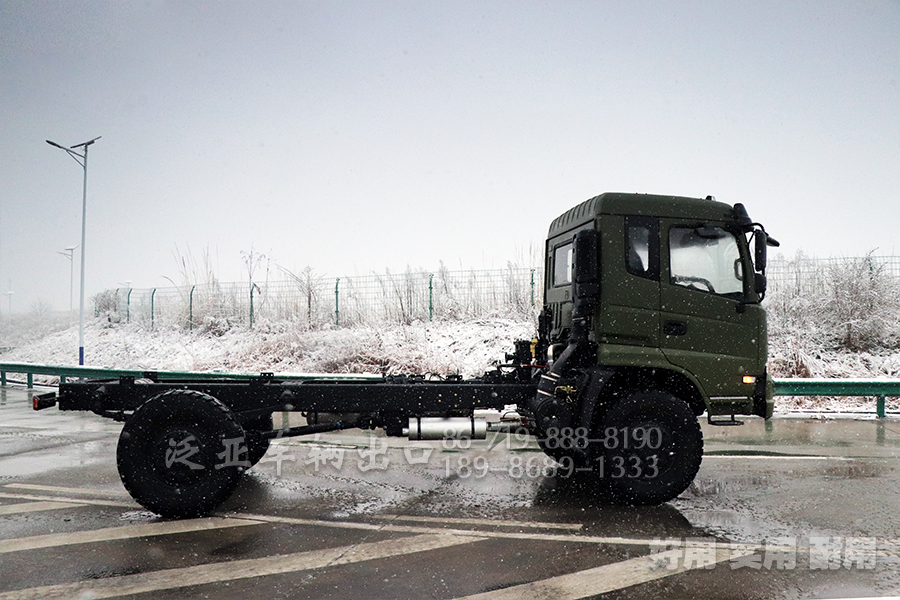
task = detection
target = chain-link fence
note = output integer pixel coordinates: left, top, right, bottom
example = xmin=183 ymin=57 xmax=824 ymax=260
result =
xmin=766 ymin=255 xmax=900 ymax=297
xmin=95 ymin=266 xmax=544 ymax=331
xmin=93 ymin=255 xmax=900 ymax=332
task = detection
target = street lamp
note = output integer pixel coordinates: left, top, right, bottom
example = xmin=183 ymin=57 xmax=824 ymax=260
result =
xmin=57 ymin=245 xmax=78 ymax=320
xmin=47 ymin=136 xmax=100 ymax=365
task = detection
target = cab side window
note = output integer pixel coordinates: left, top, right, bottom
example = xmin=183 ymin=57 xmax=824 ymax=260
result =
xmin=552 ymin=241 xmax=573 ymax=286
xmin=625 ymin=215 xmax=659 ymax=280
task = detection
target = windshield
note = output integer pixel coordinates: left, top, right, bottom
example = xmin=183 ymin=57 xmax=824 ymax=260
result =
xmin=669 ymin=227 xmax=744 ymax=299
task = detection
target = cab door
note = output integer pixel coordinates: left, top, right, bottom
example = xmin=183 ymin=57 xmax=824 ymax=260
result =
xmin=596 ymin=215 xmax=660 ymax=352
xmin=658 ymin=220 xmax=762 ymax=405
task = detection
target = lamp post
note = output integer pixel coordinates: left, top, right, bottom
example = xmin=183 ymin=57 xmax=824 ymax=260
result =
xmin=57 ymin=245 xmax=78 ymax=320
xmin=47 ymin=136 xmax=100 ymax=365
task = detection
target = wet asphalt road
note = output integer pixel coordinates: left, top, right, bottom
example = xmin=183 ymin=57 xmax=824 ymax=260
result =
xmin=1 ymin=385 xmax=899 ymax=600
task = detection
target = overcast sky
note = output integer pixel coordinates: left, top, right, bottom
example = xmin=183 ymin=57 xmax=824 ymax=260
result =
xmin=1 ymin=0 xmax=899 ymax=313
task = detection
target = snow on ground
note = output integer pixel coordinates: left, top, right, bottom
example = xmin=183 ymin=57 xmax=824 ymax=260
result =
xmin=0 ymin=317 xmax=535 ymax=380
xmin=3 ymin=315 xmax=899 ymax=415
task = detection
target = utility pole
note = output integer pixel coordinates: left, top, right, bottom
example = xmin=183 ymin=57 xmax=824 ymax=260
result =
xmin=58 ymin=245 xmax=78 ymax=321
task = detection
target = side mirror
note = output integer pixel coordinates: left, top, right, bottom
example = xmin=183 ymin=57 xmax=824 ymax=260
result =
xmin=754 ymin=231 xmax=767 ymax=273
xmin=754 ymin=272 xmax=767 ymax=295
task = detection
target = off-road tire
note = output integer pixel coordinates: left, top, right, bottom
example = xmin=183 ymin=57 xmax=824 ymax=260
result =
xmin=117 ymin=389 xmax=246 ymax=518
xmin=591 ymin=389 xmax=703 ymax=505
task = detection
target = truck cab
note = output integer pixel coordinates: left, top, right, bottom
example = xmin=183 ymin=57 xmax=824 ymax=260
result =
xmin=543 ymin=192 xmax=774 ymax=421
xmin=528 ymin=192 xmax=777 ymax=504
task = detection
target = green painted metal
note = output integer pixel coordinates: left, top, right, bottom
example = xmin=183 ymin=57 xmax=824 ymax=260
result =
xmin=126 ymin=288 xmax=132 ymax=323
xmin=429 ymin=274 xmax=434 ymax=321
xmin=773 ymin=379 xmax=900 ymax=396
xmin=334 ymin=278 xmax=340 ymax=327
xmin=249 ymin=284 xmax=255 ymax=329
xmin=773 ymin=378 xmax=898 ymax=418
xmin=530 ymin=269 xmax=535 ymax=308
xmin=151 ymin=288 xmax=157 ymax=330
xmin=189 ymin=285 xmax=195 ymax=331
xmin=0 ymin=362 xmax=382 ymax=384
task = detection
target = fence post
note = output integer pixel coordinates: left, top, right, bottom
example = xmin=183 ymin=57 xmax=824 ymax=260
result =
xmin=429 ymin=273 xmax=434 ymax=321
xmin=335 ymin=278 xmax=340 ymax=327
xmin=530 ymin=269 xmax=535 ymax=307
xmin=126 ymin=288 xmax=132 ymax=323
xmin=189 ymin=285 xmax=195 ymax=331
xmin=151 ymin=288 xmax=156 ymax=330
xmin=877 ymin=396 xmax=886 ymax=418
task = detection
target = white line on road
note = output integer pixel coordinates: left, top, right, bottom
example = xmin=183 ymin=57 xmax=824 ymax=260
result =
xmin=0 ymin=533 xmax=484 ymax=600
xmin=8 ymin=490 xmax=899 ymax=558
xmin=452 ymin=545 xmax=756 ymax=600
xmin=0 ymin=501 xmax=82 ymax=515
xmin=234 ymin=512 xmax=660 ymax=547
xmin=0 ymin=516 xmax=261 ymax=554
xmin=0 ymin=488 xmax=650 ymax=548
xmin=371 ymin=514 xmax=583 ymax=530
xmin=0 ymin=491 xmax=136 ymax=508
xmin=4 ymin=483 xmax=130 ymax=498
xmin=704 ymin=455 xmax=854 ymax=460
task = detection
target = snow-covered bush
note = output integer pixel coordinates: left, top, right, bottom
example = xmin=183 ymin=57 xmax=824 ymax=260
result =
xmin=822 ymin=254 xmax=900 ymax=351
xmin=767 ymin=251 xmax=900 ymax=378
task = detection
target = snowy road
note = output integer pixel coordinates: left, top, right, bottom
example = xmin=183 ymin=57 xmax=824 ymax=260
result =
xmin=1 ymin=386 xmax=899 ymax=599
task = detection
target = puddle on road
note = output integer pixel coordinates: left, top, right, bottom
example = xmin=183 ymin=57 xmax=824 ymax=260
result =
xmin=0 ymin=439 xmax=115 ymax=477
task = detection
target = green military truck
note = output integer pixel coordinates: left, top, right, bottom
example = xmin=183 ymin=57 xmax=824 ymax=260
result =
xmin=35 ymin=192 xmax=777 ymax=517
xmin=531 ymin=192 xmax=776 ymax=504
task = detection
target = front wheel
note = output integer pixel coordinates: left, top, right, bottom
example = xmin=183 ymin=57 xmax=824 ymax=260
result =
xmin=117 ymin=390 xmax=247 ymax=518
xmin=589 ymin=390 xmax=703 ymax=505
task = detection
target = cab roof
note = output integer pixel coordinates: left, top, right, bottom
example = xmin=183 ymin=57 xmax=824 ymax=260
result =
xmin=547 ymin=192 xmax=737 ymax=239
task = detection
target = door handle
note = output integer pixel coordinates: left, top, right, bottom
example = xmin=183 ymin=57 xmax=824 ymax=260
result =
xmin=664 ymin=320 xmax=687 ymax=336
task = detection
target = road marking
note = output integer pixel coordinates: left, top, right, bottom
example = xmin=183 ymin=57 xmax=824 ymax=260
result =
xmin=371 ymin=514 xmax=583 ymax=530
xmin=0 ymin=501 xmax=82 ymax=515
xmin=4 ymin=483 xmax=130 ymax=498
xmin=8 ymin=492 xmax=900 ymax=558
xmin=0 ymin=491 xmax=136 ymax=508
xmin=0 ymin=533 xmax=483 ymax=600
xmin=0 ymin=517 xmax=261 ymax=554
xmin=0 ymin=491 xmax=664 ymax=548
xmin=233 ymin=512 xmax=681 ymax=547
xmin=705 ymin=455 xmax=854 ymax=460
xmin=453 ymin=545 xmax=756 ymax=599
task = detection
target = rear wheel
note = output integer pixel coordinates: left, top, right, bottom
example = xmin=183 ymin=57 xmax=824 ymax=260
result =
xmin=589 ymin=389 xmax=703 ymax=505
xmin=117 ymin=390 xmax=247 ymax=518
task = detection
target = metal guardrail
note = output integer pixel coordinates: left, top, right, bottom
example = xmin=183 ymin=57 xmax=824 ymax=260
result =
xmin=772 ymin=378 xmax=899 ymax=418
xmin=0 ymin=362 xmax=381 ymax=388
xmin=1 ymin=364 xmax=896 ymax=418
